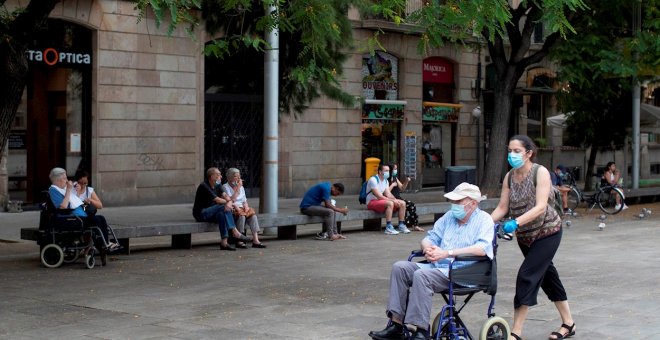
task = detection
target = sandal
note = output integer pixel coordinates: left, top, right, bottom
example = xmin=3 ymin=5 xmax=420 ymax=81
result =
xmin=549 ymin=323 xmax=575 ymax=340
xmin=510 ymin=333 xmax=522 ymax=340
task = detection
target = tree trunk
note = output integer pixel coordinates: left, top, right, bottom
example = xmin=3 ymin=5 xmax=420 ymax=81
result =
xmin=585 ymin=146 xmax=598 ymax=191
xmin=0 ymin=0 xmax=60 ymax=155
xmin=0 ymin=43 xmax=28 ymax=156
xmin=480 ymin=67 xmax=520 ymax=199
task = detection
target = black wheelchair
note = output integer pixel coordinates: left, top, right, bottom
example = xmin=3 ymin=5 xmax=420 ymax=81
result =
xmin=403 ymin=224 xmax=510 ymax=340
xmin=37 ymin=192 xmax=117 ymax=269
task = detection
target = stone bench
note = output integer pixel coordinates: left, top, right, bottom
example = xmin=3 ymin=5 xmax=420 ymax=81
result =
xmin=20 ymin=200 xmax=499 ymax=254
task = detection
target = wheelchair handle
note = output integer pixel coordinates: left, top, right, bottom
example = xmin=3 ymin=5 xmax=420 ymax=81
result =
xmin=495 ymin=223 xmax=514 ymax=241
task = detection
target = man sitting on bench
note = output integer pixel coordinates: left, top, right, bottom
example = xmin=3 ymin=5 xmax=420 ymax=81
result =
xmin=300 ymin=182 xmax=348 ymax=241
xmin=193 ymin=167 xmax=251 ymax=251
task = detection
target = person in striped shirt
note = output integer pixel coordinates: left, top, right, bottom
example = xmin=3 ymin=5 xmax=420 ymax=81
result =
xmin=369 ymin=183 xmax=494 ymax=340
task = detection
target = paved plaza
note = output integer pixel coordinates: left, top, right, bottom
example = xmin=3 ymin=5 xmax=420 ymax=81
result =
xmin=1 ymin=194 xmax=659 ymax=339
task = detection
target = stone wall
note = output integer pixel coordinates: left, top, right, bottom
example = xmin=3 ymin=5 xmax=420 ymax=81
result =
xmin=280 ymin=29 xmax=480 ymax=197
xmin=50 ymin=0 xmax=204 ymax=205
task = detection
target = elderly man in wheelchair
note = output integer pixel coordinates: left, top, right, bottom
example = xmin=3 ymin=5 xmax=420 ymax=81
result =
xmin=369 ymin=183 xmax=509 ymax=340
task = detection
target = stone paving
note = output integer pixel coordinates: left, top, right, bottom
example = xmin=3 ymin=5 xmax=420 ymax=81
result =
xmin=1 ymin=198 xmax=659 ymax=339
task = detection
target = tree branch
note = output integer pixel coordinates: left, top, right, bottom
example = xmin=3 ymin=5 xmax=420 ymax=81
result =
xmin=510 ymin=6 xmax=540 ymax=63
xmin=484 ymin=29 xmax=507 ymax=76
xmin=10 ymin=0 xmax=61 ymax=45
xmin=505 ymin=3 xmax=534 ymax=51
xmin=518 ymin=30 xmax=562 ymax=69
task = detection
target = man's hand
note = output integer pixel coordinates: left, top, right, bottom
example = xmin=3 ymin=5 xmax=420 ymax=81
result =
xmin=224 ymin=201 xmax=233 ymax=212
xmin=423 ymin=245 xmax=449 ymax=263
xmin=339 ymin=207 xmax=349 ymax=215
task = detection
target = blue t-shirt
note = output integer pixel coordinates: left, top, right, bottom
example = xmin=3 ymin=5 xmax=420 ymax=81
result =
xmin=49 ymin=186 xmax=87 ymax=217
xmin=551 ymin=172 xmax=564 ymax=186
xmin=300 ymin=182 xmax=331 ymax=209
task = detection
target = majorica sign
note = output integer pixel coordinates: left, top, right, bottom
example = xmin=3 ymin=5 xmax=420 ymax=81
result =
xmin=26 ymin=48 xmax=91 ymax=66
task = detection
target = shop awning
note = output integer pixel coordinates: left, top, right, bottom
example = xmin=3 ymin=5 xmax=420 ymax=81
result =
xmin=362 ymin=99 xmax=407 ymax=120
xmin=422 ymin=102 xmax=462 ymax=122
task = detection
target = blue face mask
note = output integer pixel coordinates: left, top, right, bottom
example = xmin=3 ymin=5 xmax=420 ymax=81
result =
xmin=383 ymin=172 xmax=390 ymax=179
xmin=392 ymin=170 xmax=398 ymax=177
xmin=450 ymin=203 xmax=467 ymax=220
xmin=508 ymin=152 xmax=525 ymax=169
xmin=215 ymin=179 xmax=221 ymax=186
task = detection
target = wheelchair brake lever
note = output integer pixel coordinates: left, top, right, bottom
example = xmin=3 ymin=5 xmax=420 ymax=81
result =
xmin=497 ymin=230 xmax=513 ymax=241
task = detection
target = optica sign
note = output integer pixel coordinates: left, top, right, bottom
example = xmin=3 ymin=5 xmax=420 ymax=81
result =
xmin=26 ymin=48 xmax=91 ymax=66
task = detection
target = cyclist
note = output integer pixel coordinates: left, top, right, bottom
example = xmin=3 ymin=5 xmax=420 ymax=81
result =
xmin=601 ymin=162 xmax=627 ymax=210
xmin=551 ymin=165 xmax=571 ymax=214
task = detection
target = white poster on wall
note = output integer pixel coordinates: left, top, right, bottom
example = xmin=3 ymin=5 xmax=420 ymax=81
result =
xmin=70 ymin=133 xmax=81 ymax=152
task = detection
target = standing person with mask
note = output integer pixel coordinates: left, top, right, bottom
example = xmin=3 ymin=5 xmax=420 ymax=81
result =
xmin=193 ymin=167 xmax=252 ymax=251
xmin=366 ymin=164 xmax=408 ymax=235
xmin=368 ymin=182 xmax=493 ymax=340
xmin=388 ymin=163 xmax=423 ymax=232
xmin=491 ymin=135 xmax=575 ymax=340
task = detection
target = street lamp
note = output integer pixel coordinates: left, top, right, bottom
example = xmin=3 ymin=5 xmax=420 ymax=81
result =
xmin=472 ymin=106 xmax=482 ymax=183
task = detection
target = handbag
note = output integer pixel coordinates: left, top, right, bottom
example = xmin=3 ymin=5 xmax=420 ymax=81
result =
xmin=234 ymin=206 xmax=256 ymax=218
xmin=83 ymin=203 xmax=98 ymax=217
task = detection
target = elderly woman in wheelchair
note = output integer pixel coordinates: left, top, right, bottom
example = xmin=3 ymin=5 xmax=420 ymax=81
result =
xmin=369 ymin=183 xmax=509 ymax=340
xmin=39 ymin=167 xmax=118 ymax=268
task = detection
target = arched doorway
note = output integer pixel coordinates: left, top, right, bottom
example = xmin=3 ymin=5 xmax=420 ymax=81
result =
xmin=8 ymin=19 xmax=93 ymax=204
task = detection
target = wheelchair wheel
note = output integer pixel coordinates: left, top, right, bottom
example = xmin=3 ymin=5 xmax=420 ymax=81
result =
xmin=430 ymin=308 xmax=451 ymax=337
xmin=85 ymin=249 xmax=95 ymax=269
xmin=63 ymin=248 xmax=80 ymax=263
xmin=478 ymin=316 xmax=510 ymax=340
xmin=41 ymin=244 xmax=64 ymax=268
xmin=597 ymin=187 xmax=624 ymax=214
xmin=566 ymin=187 xmax=580 ymax=211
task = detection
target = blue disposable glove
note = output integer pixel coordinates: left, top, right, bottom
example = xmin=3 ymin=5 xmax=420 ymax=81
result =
xmin=502 ymin=219 xmax=519 ymax=233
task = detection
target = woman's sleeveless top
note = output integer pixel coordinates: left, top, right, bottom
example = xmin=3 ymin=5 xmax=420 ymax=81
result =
xmin=509 ymin=165 xmax=561 ymax=246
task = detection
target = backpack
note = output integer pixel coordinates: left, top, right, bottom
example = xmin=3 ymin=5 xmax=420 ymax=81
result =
xmin=358 ymin=175 xmax=379 ymax=204
xmin=508 ymin=164 xmax=563 ymax=218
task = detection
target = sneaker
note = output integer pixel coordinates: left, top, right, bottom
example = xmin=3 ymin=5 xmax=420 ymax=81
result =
xmin=398 ymin=224 xmax=411 ymax=234
xmin=615 ymin=204 xmax=621 ymax=210
xmin=315 ymin=232 xmax=328 ymax=240
xmin=622 ymin=204 xmax=629 ymax=210
xmin=384 ymin=225 xmax=400 ymax=235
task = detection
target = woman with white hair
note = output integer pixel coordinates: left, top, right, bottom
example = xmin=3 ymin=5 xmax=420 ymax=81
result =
xmin=222 ymin=168 xmax=266 ymax=248
xmin=48 ymin=167 xmax=117 ymax=253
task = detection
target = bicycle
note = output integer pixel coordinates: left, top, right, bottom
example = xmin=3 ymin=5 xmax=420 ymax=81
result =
xmin=562 ymin=168 xmax=625 ymax=215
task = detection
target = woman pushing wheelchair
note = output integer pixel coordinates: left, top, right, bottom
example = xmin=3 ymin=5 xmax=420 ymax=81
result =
xmin=491 ymin=135 xmax=575 ymax=340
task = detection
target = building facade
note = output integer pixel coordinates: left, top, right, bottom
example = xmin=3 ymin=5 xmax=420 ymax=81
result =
xmin=3 ymin=0 xmax=204 ymax=207
xmin=2 ymin=0 xmax=566 ymax=208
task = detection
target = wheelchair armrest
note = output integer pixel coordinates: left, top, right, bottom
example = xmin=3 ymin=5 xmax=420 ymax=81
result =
xmin=408 ymin=250 xmax=425 ymax=261
xmin=55 ymin=208 xmax=73 ymax=215
xmin=453 ymin=255 xmax=490 ymax=262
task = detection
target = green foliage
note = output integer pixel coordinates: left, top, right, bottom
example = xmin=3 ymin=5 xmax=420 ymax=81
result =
xmin=135 ymin=0 xmax=201 ymax=37
xmin=406 ymin=0 xmax=586 ymax=54
xmin=594 ymin=0 xmax=660 ymax=80
xmin=0 ymin=5 xmax=26 ymax=42
xmin=138 ymin=0 xmax=408 ymax=115
xmin=551 ymin=0 xmax=659 ymax=150
xmin=200 ymin=0 xmax=369 ymax=115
